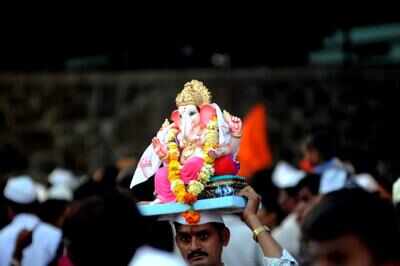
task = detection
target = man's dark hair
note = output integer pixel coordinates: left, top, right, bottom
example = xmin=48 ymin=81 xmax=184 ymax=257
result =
xmin=38 ymin=199 xmax=69 ymax=227
xmin=297 ymin=173 xmax=321 ymax=196
xmin=250 ymin=168 xmax=285 ymax=224
xmin=302 ymin=188 xmax=399 ymax=263
xmin=146 ymin=219 xmax=174 ymax=252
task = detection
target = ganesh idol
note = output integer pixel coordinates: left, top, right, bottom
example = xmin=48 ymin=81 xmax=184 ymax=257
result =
xmin=130 ymin=80 xmax=242 ymax=204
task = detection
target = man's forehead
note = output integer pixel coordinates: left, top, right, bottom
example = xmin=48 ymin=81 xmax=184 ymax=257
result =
xmin=308 ymin=234 xmax=368 ymax=255
xmin=177 ymin=223 xmax=215 ymax=234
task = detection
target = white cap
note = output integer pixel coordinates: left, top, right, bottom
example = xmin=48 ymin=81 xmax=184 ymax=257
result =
xmin=353 ymin=173 xmax=379 ymax=193
xmin=173 ymin=211 xmax=224 ymax=225
xmin=48 ymin=168 xmax=77 ymax=190
xmin=47 ymin=185 xmax=73 ymax=201
xmin=272 ymin=161 xmax=306 ymax=189
xmin=393 ymin=177 xmax=400 ymax=205
xmin=319 ymin=168 xmax=347 ymax=194
xmin=4 ymin=176 xmax=37 ymax=204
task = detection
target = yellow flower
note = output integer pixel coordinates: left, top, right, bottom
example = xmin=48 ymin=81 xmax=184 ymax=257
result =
xmin=198 ymin=171 xmax=207 ymax=180
xmin=168 ymin=173 xmax=180 ymax=182
xmin=168 ymin=141 xmax=178 ymax=148
xmin=176 ymin=191 xmax=186 ymax=203
xmin=204 ymin=156 xmax=214 ymax=164
xmin=168 ymin=160 xmax=180 ymax=171
xmin=188 ymin=181 xmax=205 ymax=195
xmin=168 ymin=168 xmax=179 ymax=175
xmin=170 ymin=179 xmax=184 ymax=191
xmin=202 ymin=165 xmax=214 ymax=176
xmin=175 ymin=183 xmax=185 ymax=192
xmin=163 ymin=118 xmax=222 ymax=205
xmin=169 ymin=152 xmax=179 ymax=161
xmin=198 ymin=173 xmax=210 ymax=183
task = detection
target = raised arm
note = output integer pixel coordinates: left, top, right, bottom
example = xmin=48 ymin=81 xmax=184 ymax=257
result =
xmin=238 ymin=186 xmax=298 ymax=265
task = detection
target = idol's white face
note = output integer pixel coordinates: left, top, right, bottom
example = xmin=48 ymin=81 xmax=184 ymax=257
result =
xmin=178 ymin=105 xmax=200 ymax=138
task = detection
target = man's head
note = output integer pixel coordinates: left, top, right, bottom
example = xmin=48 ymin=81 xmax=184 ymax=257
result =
xmin=174 ymin=213 xmax=230 ymax=266
xmin=294 ymin=173 xmax=321 ymax=224
xmin=301 ymin=188 xmax=399 ymax=266
xmin=63 ymin=189 xmax=148 ymax=266
xmin=277 ymin=187 xmax=300 ymax=214
xmin=302 ymin=129 xmax=337 ymax=167
xmin=272 ymin=161 xmax=306 ymax=214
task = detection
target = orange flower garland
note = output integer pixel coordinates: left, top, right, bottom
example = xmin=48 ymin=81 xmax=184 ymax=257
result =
xmin=182 ymin=210 xmax=201 ymax=225
xmin=166 ymin=117 xmax=219 ymax=224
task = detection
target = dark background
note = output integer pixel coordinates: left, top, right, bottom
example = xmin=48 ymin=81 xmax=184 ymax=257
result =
xmin=1 ymin=13 xmax=399 ymax=71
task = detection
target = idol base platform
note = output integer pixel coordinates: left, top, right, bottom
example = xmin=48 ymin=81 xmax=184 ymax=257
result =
xmin=138 ymin=195 xmax=246 ymax=216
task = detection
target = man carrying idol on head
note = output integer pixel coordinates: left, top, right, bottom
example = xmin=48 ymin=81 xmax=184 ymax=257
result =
xmin=131 ymin=80 xmax=298 ymax=266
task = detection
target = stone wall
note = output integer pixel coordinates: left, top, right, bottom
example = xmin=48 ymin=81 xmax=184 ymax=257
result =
xmin=0 ymin=67 xmax=399 ymax=183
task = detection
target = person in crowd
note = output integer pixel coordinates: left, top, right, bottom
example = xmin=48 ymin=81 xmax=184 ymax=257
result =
xmin=73 ymin=164 xmax=119 ymax=200
xmin=63 ymin=188 xmax=184 ymax=266
xmin=117 ymin=167 xmax=154 ymax=202
xmin=251 ymin=168 xmax=285 ymax=231
xmin=299 ymin=129 xmax=353 ymax=194
xmin=269 ymin=161 xmax=306 ymax=257
xmin=0 ymin=176 xmax=63 ymax=266
xmin=173 ymin=185 xmax=298 ymax=266
xmin=293 ymin=173 xmax=321 ymax=225
xmin=38 ymin=185 xmax=72 ymax=228
xmin=301 ymin=188 xmax=400 ymax=266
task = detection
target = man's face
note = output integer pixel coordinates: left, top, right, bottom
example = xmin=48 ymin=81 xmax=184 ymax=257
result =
xmin=305 ymin=234 xmax=375 ymax=266
xmin=295 ymin=188 xmax=321 ymax=225
xmin=278 ymin=189 xmax=297 ymax=214
xmin=175 ymin=223 xmax=229 ymax=266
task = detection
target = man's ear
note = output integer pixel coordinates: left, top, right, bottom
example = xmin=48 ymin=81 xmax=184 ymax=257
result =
xmin=222 ymin=227 xmax=230 ymax=247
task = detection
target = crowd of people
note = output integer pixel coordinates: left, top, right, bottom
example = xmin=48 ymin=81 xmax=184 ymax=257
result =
xmin=0 ymin=127 xmax=399 ymax=266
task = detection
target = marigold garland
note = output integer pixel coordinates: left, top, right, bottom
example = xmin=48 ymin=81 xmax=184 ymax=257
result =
xmin=182 ymin=210 xmax=201 ymax=225
xmin=166 ymin=117 xmax=218 ymax=224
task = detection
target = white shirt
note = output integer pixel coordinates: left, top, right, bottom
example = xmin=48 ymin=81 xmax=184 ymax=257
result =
xmin=223 ymin=215 xmax=298 ymax=266
xmin=130 ymin=246 xmax=186 ymax=266
xmin=262 ymin=249 xmax=298 ymax=266
xmin=0 ymin=213 xmax=62 ymax=266
xmin=222 ymin=214 xmax=265 ymax=266
xmin=272 ymin=214 xmax=301 ymax=258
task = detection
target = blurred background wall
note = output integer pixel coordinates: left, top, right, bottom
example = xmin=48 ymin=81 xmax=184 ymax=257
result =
xmin=1 ymin=67 xmax=398 ymax=181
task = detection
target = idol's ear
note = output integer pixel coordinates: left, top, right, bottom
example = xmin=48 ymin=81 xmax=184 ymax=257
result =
xmin=199 ymin=104 xmax=217 ymax=126
xmin=170 ymin=110 xmax=180 ymax=127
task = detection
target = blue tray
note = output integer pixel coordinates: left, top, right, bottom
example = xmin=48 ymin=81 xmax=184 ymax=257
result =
xmin=138 ymin=195 xmax=246 ymax=216
xmin=209 ymin=175 xmax=246 ymax=182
